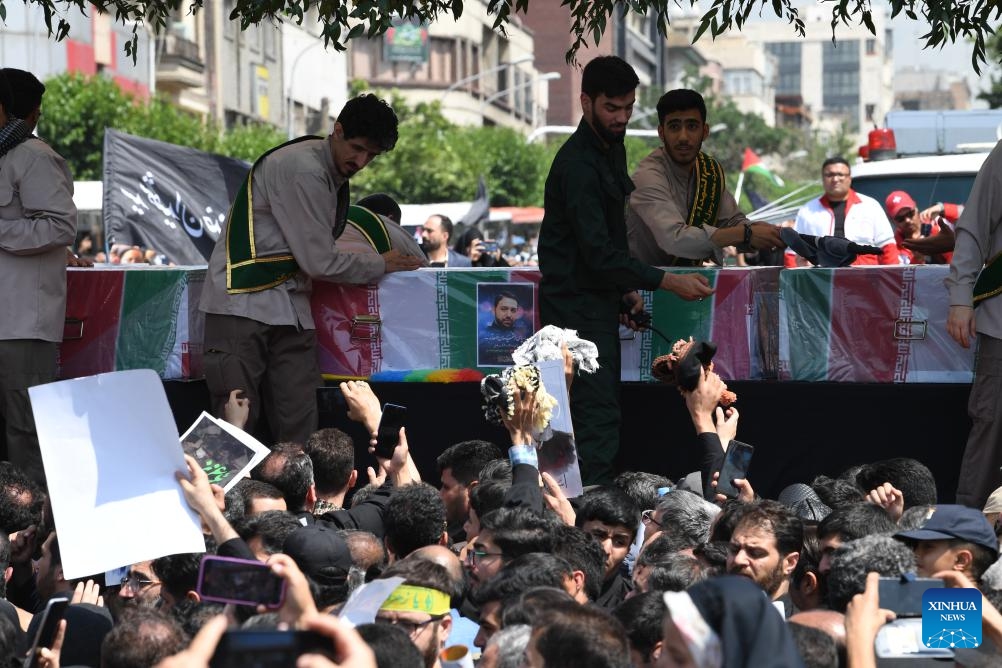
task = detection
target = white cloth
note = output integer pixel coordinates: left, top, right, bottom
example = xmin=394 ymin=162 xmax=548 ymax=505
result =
xmin=511 ymin=324 xmax=599 ymax=373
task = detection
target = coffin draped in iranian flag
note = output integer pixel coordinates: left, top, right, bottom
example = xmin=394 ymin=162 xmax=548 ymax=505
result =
xmin=60 ymin=266 xmax=205 ymax=380
xmin=778 ymin=265 xmax=974 ymax=382
xmin=312 ymin=266 xmax=779 ymax=381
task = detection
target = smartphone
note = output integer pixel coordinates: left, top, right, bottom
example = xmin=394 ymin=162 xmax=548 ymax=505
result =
xmin=481 ymin=240 xmax=499 ymax=253
xmin=209 ymin=629 xmax=333 ymax=668
xmin=197 ymin=555 xmax=286 ymax=609
xmin=878 ymin=576 xmax=944 ymax=617
xmin=920 ymin=222 xmax=933 ymax=237
xmin=716 ymin=441 xmax=754 ymax=498
xmin=373 ymin=403 xmax=407 ymax=459
xmin=23 ymin=596 xmax=69 ymax=668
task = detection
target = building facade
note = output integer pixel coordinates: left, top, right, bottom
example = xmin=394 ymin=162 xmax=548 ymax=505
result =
xmin=349 ymin=2 xmax=547 ymax=131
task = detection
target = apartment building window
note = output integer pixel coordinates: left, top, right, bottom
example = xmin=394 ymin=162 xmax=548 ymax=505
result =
xmin=429 ymin=37 xmax=456 ymax=84
xmin=865 ymin=39 xmax=876 ymax=55
xmin=766 ymin=42 xmax=801 ymax=96
xmin=822 ymin=40 xmax=860 ymax=130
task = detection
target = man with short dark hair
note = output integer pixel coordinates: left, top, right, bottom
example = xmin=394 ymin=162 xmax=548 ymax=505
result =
xmin=254 ymin=442 xmax=317 ymax=515
xmin=201 ymin=94 xmax=422 ymax=445
xmin=816 ymin=502 xmax=897 ymax=575
xmin=786 ymin=156 xmax=898 ymax=266
xmin=151 ymin=549 xmax=208 ymax=611
xmin=537 ymin=56 xmax=712 ymax=485
xmin=467 ymin=508 xmax=555 ymax=591
xmin=421 ymin=214 xmax=470 ymax=267
xmin=626 ymin=88 xmax=783 ymax=267
xmin=576 ymin=486 xmax=639 ymax=608
xmin=489 ymin=292 xmax=519 ymax=331
xmin=384 ymin=483 xmax=448 ymax=562
xmin=472 ymin=554 xmax=576 ymax=650
xmin=305 ymin=427 xmax=357 ymax=514
xmin=235 ymin=509 xmax=301 ymax=561
xmin=725 ymin=499 xmax=804 ymax=616
xmin=0 ymin=69 xmax=77 ymax=484
xmin=611 ymin=592 xmax=665 ymax=667
xmin=436 ymin=440 xmax=502 ymax=542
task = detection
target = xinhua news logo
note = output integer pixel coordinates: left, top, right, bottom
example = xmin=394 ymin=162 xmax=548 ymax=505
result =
xmin=922 ymin=588 xmax=982 ymax=649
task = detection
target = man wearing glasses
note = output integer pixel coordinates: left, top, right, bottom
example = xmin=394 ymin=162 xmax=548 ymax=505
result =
xmin=117 ymin=560 xmax=163 ymax=609
xmin=376 ymin=558 xmax=455 ymax=668
xmin=785 ymin=156 xmax=899 ymax=266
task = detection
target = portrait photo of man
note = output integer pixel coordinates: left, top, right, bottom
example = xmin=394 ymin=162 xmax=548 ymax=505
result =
xmin=476 ymin=283 xmax=535 ymax=366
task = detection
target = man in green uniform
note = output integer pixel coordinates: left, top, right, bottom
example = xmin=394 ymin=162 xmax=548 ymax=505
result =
xmin=538 ymin=57 xmax=713 ymax=485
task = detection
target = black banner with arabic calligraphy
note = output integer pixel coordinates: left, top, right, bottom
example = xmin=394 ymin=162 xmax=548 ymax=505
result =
xmin=102 ymin=129 xmax=251 ymax=265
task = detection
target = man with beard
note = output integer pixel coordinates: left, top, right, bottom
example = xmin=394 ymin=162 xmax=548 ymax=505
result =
xmin=480 ymin=291 xmax=525 ymax=365
xmin=537 ymin=57 xmax=713 ymax=486
xmin=377 ymin=557 xmax=456 ymax=668
xmin=200 ymin=94 xmax=423 ymax=445
xmin=421 ymin=214 xmax=471 ymax=267
xmin=726 ymin=500 xmax=804 ymax=618
xmin=116 ymin=559 xmax=164 ymax=609
xmin=627 ymin=89 xmax=783 ymax=267
xmin=435 ymin=440 xmax=501 ymax=543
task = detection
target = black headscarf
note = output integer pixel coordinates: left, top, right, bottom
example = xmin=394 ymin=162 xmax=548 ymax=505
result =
xmin=666 ymin=576 xmax=805 ymax=668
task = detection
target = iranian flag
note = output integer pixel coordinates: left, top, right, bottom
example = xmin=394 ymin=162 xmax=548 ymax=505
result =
xmin=779 ymin=266 xmax=975 ymax=382
xmin=60 ymin=268 xmax=203 ymax=380
xmin=741 ymin=148 xmax=784 ymax=187
xmin=626 ymin=267 xmax=779 ymax=382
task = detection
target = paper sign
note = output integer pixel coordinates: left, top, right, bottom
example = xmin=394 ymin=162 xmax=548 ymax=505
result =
xmin=338 ymin=577 xmax=406 ymax=627
xmin=535 ymin=359 xmax=583 ymax=498
xmin=29 ymin=369 xmax=205 ymax=579
xmin=180 ymin=411 xmax=270 ymax=492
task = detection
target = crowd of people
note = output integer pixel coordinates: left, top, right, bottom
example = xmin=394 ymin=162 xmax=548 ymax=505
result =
xmin=0 ymin=372 xmax=1000 ymax=667
xmin=0 ymin=42 xmax=999 ymax=667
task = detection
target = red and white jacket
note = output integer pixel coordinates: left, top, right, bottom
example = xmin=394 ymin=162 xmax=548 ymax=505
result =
xmin=785 ymin=190 xmax=899 ymax=267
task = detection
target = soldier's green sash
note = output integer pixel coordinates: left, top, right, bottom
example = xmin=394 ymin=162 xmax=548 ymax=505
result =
xmin=226 ymin=136 xmax=320 ymax=294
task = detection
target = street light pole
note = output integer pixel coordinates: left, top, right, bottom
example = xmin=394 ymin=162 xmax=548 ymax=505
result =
xmin=439 ymin=55 xmax=534 ymax=104
xmin=287 ymin=38 xmax=325 ymax=139
xmin=481 ymin=72 xmax=560 ymax=121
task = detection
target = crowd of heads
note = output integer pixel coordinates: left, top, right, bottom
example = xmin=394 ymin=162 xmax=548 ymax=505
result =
xmin=5 ymin=397 xmax=1002 ymax=668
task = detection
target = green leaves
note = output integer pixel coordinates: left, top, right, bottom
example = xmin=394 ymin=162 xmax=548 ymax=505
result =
xmin=38 ymin=72 xmax=285 ymax=180
xmin=6 ymin=0 xmax=1002 ymax=70
xmin=350 ymin=94 xmax=549 ymax=206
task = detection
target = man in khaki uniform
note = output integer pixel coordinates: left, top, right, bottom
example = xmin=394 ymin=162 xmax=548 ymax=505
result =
xmin=0 ymin=69 xmax=77 ymax=484
xmin=200 ymin=95 xmax=423 ymax=444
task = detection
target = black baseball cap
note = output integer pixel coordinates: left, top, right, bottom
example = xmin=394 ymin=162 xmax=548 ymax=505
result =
xmin=895 ymin=504 xmax=999 ymax=557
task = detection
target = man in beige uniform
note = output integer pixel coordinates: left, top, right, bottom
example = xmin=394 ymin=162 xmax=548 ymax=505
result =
xmin=0 ymin=69 xmax=77 ymax=484
xmin=627 ymin=89 xmax=782 ymax=265
xmin=200 ymin=95 xmax=423 ymax=444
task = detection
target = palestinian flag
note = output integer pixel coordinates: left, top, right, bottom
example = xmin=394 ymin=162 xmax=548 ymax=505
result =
xmin=60 ymin=267 xmax=203 ymax=380
xmin=741 ymin=148 xmax=784 ymax=187
xmin=779 ymin=266 xmax=975 ymax=382
xmin=626 ymin=267 xmax=781 ymax=382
